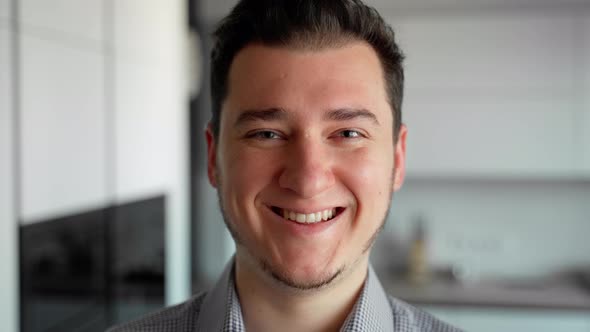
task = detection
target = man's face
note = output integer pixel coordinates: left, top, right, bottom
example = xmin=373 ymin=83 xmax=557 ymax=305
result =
xmin=206 ymin=41 xmax=407 ymax=289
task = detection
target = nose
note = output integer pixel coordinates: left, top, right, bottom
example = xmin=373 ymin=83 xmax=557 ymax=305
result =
xmin=278 ymin=137 xmax=335 ymax=198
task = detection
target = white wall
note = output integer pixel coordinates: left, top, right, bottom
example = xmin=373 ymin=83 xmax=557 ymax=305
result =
xmin=383 ymin=180 xmax=590 ymax=278
xmin=0 ymin=7 xmax=18 ymax=332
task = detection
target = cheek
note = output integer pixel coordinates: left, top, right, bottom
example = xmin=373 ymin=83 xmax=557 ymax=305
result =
xmin=341 ymin=146 xmax=394 ymax=191
xmin=218 ymin=147 xmax=280 ymax=240
xmin=220 ymin=146 xmax=278 ymax=200
xmin=338 ymin=147 xmax=394 ymax=221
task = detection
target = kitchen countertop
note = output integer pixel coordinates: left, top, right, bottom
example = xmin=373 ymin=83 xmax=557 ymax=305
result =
xmin=381 ymin=275 xmax=590 ymax=311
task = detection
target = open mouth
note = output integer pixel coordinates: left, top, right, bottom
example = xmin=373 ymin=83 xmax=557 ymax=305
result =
xmin=270 ymin=206 xmax=345 ymax=224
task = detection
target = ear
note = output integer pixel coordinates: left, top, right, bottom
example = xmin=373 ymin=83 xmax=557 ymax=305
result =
xmin=206 ymin=124 xmax=219 ymax=188
xmin=393 ymin=124 xmax=407 ymax=192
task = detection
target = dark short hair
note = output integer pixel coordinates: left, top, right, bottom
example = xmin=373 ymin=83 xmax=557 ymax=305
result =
xmin=210 ymin=0 xmax=405 ymax=141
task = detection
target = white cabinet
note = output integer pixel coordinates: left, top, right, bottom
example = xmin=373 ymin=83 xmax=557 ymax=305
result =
xmin=584 ymin=108 xmax=590 ymax=174
xmin=388 ymin=13 xmax=579 ymax=177
xmin=113 ymin=0 xmax=188 ymax=200
xmin=393 ymin=14 xmax=575 ymax=97
xmin=113 ymin=59 xmax=180 ymax=199
xmin=20 ymin=0 xmax=104 ymax=45
xmin=404 ymin=99 xmax=576 ymax=177
xmin=0 ymin=26 xmax=18 ymax=332
xmin=0 ymin=27 xmax=12 ymax=196
xmin=582 ymin=15 xmax=590 ymax=174
xmin=113 ymin=0 xmax=191 ymax=305
xmin=0 ymin=0 xmax=10 ymax=22
xmin=18 ymin=0 xmax=108 ymax=223
xmin=20 ymin=34 xmax=107 ymax=222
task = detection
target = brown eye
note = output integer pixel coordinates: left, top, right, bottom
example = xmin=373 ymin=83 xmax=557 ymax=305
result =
xmin=249 ymin=130 xmax=281 ymax=140
xmin=339 ymin=130 xmax=361 ymax=138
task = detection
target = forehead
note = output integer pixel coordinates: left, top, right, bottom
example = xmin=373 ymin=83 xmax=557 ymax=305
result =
xmin=224 ymin=41 xmax=390 ymax=120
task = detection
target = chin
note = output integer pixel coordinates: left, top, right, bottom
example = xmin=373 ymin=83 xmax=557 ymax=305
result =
xmin=260 ymin=257 xmax=345 ymax=291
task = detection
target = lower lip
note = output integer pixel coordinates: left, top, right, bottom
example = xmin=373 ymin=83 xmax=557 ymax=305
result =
xmin=264 ymin=207 xmax=344 ymax=236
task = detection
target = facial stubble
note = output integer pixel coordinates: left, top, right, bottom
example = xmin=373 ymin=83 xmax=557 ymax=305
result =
xmin=215 ymin=166 xmax=395 ymax=291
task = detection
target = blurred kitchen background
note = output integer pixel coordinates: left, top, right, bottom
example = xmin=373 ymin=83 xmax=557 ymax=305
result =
xmin=1 ymin=0 xmax=590 ymax=331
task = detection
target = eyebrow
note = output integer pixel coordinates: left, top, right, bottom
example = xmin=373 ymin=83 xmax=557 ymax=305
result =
xmin=234 ymin=108 xmax=288 ymax=128
xmin=323 ymin=108 xmax=380 ymax=126
xmin=233 ymin=107 xmax=380 ymax=127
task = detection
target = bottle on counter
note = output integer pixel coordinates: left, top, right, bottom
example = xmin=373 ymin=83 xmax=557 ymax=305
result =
xmin=408 ymin=215 xmax=430 ymax=286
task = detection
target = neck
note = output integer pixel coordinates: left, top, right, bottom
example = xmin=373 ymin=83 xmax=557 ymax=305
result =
xmin=235 ymin=255 xmax=369 ymax=332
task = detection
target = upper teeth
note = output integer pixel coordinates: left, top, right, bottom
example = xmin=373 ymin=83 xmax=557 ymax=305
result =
xmin=282 ymin=208 xmax=336 ymax=224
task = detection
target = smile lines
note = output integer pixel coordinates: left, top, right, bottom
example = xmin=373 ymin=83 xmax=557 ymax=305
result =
xmin=271 ymin=207 xmax=343 ymax=224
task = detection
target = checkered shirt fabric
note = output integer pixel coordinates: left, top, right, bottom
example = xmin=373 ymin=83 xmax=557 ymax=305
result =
xmin=107 ymin=260 xmax=463 ymax=332
xmin=221 ymin=273 xmax=245 ymax=332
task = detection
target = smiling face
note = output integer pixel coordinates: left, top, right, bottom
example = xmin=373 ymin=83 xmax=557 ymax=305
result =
xmin=206 ymin=41 xmax=407 ymax=290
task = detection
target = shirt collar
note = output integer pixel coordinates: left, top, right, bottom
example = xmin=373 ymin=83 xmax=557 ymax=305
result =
xmin=196 ymin=258 xmax=244 ymax=332
xmin=196 ymin=258 xmax=393 ymax=332
xmin=339 ymin=265 xmax=394 ymax=332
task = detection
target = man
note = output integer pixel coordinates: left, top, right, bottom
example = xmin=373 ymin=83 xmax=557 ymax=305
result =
xmin=109 ymin=0 xmax=462 ymax=331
